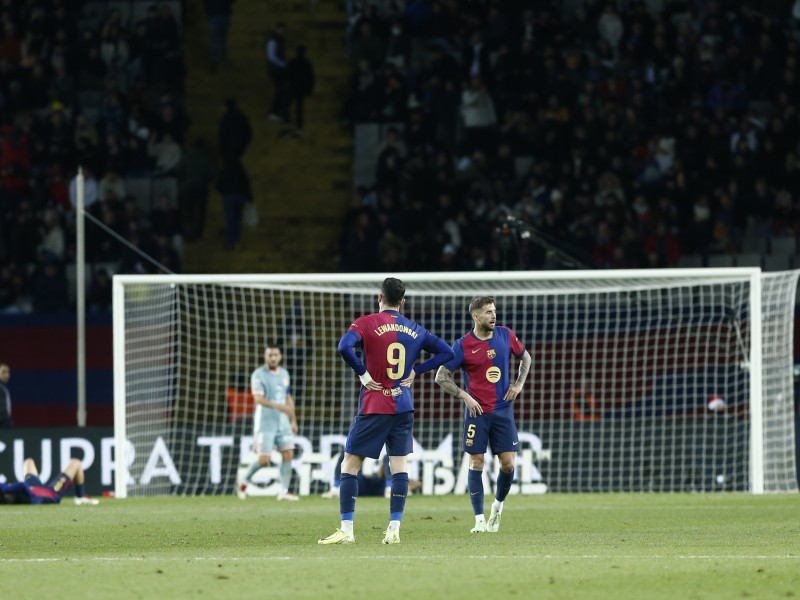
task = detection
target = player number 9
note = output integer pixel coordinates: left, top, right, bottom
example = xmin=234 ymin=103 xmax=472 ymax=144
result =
xmin=386 ymin=342 xmax=406 ymax=380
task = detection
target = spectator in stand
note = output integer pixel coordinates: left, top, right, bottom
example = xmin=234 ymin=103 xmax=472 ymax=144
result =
xmin=154 ymin=95 xmax=191 ymax=144
xmin=6 ymin=200 xmax=40 ymax=264
xmin=88 ymin=208 xmax=125 ymax=264
xmin=69 ymin=168 xmax=98 ymax=209
xmin=350 ymin=20 xmax=384 ymax=66
xmin=88 ymin=268 xmax=113 ymax=312
xmin=347 ymin=59 xmax=379 ymax=123
xmin=122 ymin=197 xmax=149 ymax=234
xmin=217 ymin=159 xmax=252 ymax=250
xmin=0 ymin=266 xmax=31 ymax=314
xmin=100 ymin=23 xmax=130 ymax=79
xmin=460 ymin=76 xmax=497 ymax=154
xmin=31 ymin=258 xmax=68 ymax=313
xmin=644 ymin=221 xmax=681 ymax=267
xmin=0 ymin=266 xmax=15 ymax=312
xmin=148 ymin=132 xmax=182 ymax=175
xmin=385 ymin=20 xmax=411 ymax=70
xmin=98 ymin=169 xmax=126 ymax=204
xmin=147 ymin=4 xmax=183 ymax=91
xmin=219 ymin=99 xmax=253 ymax=164
xmin=283 ymin=45 xmax=315 ymax=138
xmin=38 ymin=208 xmax=65 ymax=263
xmin=152 ymin=234 xmax=182 ymax=274
xmin=266 ymin=22 xmax=289 ymax=121
xmin=0 ymin=362 xmax=12 ymax=428
xmin=178 ymin=138 xmax=216 ymax=242
xmin=150 ymin=194 xmax=182 ymax=240
xmin=204 ymin=0 xmax=236 ymax=71
xmin=118 ymin=224 xmax=151 ymax=275
xmin=340 ymin=208 xmax=378 ymax=272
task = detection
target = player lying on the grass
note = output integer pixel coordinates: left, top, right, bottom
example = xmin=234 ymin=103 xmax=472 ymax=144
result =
xmin=318 ymin=277 xmax=454 ymax=545
xmin=321 ymin=452 xmax=422 ymax=499
xmin=0 ymin=457 xmax=99 ymax=505
xmin=435 ymin=296 xmax=531 ymax=533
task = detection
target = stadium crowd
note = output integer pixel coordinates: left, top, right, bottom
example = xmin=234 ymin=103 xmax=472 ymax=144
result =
xmin=339 ymin=0 xmax=800 ymax=272
xmin=4 ymin=0 xmax=800 ymax=314
xmin=0 ymin=0 xmax=187 ymax=314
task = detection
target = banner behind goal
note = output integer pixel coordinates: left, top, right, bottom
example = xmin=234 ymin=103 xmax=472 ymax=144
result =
xmin=112 ymin=269 xmax=800 ymax=497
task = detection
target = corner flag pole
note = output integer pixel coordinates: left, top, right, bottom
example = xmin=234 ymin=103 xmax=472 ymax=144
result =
xmin=77 ymin=167 xmax=87 ymax=427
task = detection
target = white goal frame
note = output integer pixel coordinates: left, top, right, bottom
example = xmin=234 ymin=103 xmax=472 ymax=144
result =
xmin=112 ymin=268 xmax=798 ymax=497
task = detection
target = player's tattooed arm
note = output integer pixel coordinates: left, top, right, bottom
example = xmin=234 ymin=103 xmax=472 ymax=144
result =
xmin=436 ymin=366 xmax=483 ymax=417
xmin=504 ymin=350 xmax=532 ymax=401
xmin=515 ymin=350 xmax=532 ymax=387
xmin=435 ymin=366 xmax=460 ymax=397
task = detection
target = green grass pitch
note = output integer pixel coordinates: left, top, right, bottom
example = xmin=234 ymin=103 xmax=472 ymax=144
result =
xmin=2 ymin=493 xmax=798 ymax=599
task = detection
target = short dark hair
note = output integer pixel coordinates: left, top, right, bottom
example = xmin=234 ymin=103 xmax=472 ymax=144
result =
xmin=469 ymin=296 xmax=495 ymax=315
xmin=265 ymin=344 xmax=282 ymax=354
xmin=380 ymin=277 xmax=406 ymax=307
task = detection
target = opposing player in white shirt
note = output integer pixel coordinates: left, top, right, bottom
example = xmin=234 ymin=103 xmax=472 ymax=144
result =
xmin=237 ymin=344 xmax=299 ymax=500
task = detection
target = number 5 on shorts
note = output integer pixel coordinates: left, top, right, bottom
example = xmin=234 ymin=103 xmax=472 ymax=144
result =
xmin=466 ymin=424 xmax=476 ymax=439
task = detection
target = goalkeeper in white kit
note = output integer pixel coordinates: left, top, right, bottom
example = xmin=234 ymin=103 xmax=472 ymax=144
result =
xmin=237 ymin=344 xmax=299 ymax=500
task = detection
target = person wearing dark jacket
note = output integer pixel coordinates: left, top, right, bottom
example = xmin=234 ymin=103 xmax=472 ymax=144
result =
xmin=203 ymin=0 xmax=235 ymax=70
xmin=284 ymin=45 xmax=315 ymax=137
xmin=217 ymin=160 xmax=252 ymax=249
xmin=178 ymin=138 xmax=216 ymax=241
xmin=0 ymin=362 xmax=12 ymax=428
xmin=218 ymin=99 xmax=252 ymax=164
xmin=266 ymin=23 xmax=288 ymax=121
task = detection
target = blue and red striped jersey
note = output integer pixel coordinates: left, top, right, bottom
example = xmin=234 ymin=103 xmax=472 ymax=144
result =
xmin=444 ymin=326 xmax=526 ymax=414
xmin=339 ymin=310 xmax=453 ymax=415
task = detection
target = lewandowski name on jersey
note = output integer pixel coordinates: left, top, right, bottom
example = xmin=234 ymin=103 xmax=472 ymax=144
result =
xmin=349 ymin=311 xmax=440 ymax=415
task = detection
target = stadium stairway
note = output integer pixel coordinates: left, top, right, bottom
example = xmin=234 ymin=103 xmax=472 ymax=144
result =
xmin=181 ymin=0 xmax=353 ymax=273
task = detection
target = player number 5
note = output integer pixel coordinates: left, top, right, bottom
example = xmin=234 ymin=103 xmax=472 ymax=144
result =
xmin=467 ymin=424 xmax=476 ymax=439
xmin=386 ymin=342 xmax=406 ymax=380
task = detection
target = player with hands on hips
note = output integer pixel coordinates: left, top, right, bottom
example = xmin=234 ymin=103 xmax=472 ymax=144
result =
xmin=435 ymin=296 xmax=531 ymax=533
xmin=318 ymin=277 xmax=454 ymax=545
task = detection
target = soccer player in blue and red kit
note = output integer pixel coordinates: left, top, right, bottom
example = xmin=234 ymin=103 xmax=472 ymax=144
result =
xmin=318 ymin=277 xmax=454 ymax=545
xmin=436 ymin=296 xmax=531 ymax=533
xmin=0 ymin=457 xmax=99 ymax=505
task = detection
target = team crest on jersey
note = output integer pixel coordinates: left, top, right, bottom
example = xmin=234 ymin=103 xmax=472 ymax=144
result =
xmin=465 ymin=438 xmax=473 ymax=447
xmin=487 ymin=349 xmax=496 ymax=359
xmin=486 ymin=366 xmax=501 ymax=383
xmin=282 ymin=377 xmax=288 ymax=386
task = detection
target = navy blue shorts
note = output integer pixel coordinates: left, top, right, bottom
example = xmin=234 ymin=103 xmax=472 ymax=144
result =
xmin=346 ymin=412 xmax=414 ymax=459
xmin=24 ymin=472 xmax=71 ymax=504
xmin=463 ymin=404 xmax=519 ymax=455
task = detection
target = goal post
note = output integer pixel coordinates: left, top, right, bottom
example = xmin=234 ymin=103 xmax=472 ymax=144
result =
xmin=112 ymin=269 xmax=800 ymax=498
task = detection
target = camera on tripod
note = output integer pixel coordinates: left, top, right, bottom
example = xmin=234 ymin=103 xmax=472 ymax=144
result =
xmin=493 ymin=215 xmax=531 ymax=249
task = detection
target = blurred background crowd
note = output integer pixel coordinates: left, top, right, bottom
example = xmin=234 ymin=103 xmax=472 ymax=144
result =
xmin=339 ymin=0 xmax=800 ymax=273
xmin=0 ymin=0 xmax=187 ymax=313
xmin=2 ymin=0 xmax=800 ymax=314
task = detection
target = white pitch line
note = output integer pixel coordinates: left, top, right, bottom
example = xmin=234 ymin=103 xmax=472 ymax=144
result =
xmin=1 ymin=554 xmax=798 ymax=563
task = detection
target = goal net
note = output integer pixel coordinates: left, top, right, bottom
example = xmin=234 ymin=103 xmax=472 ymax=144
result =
xmin=112 ymin=269 xmax=799 ymax=497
